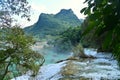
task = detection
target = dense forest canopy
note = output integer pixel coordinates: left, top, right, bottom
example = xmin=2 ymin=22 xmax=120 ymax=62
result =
xmin=53 ymin=26 xmax=82 ymax=53
xmin=81 ymin=0 xmax=120 ymax=64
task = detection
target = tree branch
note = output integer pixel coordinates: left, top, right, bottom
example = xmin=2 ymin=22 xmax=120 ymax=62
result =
xmin=1 ymin=61 xmax=11 ymax=80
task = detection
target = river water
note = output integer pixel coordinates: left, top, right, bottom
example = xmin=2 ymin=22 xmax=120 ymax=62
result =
xmin=12 ymin=42 xmax=120 ymax=80
xmin=31 ymin=42 xmax=71 ymax=65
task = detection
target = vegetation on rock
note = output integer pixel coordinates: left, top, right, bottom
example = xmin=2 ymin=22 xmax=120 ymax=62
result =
xmin=53 ymin=26 xmax=82 ymax=53
xmin=81 ymin=0 xmax=120 ymax=65
xmin=24 ymin=9 xmax=83 ymax=39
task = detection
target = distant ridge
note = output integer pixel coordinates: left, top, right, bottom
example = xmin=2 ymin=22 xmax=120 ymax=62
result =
xmin=24 ymin=9 xmax=83 ymax=39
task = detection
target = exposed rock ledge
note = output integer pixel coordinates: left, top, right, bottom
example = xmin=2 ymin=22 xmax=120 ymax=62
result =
xmin=12 ymin=52 xmax=120 ymax=80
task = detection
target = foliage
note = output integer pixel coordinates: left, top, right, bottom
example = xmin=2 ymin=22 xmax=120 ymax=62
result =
xmin=80 ymin=17 xmax=99 ymax=48
xmin=0 ymin=26 xmax=45 ymax=80
xmin=55 ymin=9 xmax=82 ymax=27
xmin=59 ymin=26 xmax=82 ymax=46
xmin=53 ymin=26 xmax=82 ymax=53
xmin=24 ymin=9 xmax=82 ymax=39
xmin=0 ymin=0 xmax=31 ymax=27
xmin=81 ymin=18 xmax=93 ymax=47
xmin=0 ymin=0 xmax=44 ymax=79
xmin=81 ymin=0 xmax=120 ymax=64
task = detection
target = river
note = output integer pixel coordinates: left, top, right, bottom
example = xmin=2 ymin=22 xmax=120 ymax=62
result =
xmin=12 ymin=42 xmax=120 ymax=80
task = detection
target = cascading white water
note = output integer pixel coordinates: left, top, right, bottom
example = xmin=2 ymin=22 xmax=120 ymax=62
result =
xmin=12 ymin=48 xmax=120 ymax=80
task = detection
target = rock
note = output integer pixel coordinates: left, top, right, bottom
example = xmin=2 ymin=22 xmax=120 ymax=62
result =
xmin=12 ymin=50 xmax=120 ymax=80
xmin=72 ymin=44 xmax=95 ymax=58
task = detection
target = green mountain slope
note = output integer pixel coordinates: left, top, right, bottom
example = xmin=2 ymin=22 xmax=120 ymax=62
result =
xmin=24 ymin=9 xmax=83 ymax=39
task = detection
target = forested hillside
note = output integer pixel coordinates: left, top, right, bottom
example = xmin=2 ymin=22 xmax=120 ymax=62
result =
xmin=24 ymin=9 xmax=83 ymax=39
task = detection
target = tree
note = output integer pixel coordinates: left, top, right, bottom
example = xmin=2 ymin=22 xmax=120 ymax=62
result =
xmin=0 ymin=0 xmax=45 ymax=79
xmin=54 ymin=26 xmax=90 ymax=58
xmin=81 ymin=17 xmax=98 ymax=48
xmin=81 ymin=0 xmax=120 ymax=64
xmin=0 ymin=26 xmax=45 ymax=79
xmin=53 ymin=26 xmax=82 ymax=53
xmin=0 ymin=0 xmax=30 ymax=27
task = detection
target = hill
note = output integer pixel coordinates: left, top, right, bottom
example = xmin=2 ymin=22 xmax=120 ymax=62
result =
xmin=24 ymin=9 xmax=83 ymax=39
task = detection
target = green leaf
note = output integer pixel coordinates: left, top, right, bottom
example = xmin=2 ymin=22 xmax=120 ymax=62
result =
xmin=102 ymin=30 xmax=113 ymax=49
xmin=84 ymin=8 xmax=90 ymax=15
xmin=82 ymin=22 xmax=95 ymax=36
xmin=80 ymin=7 xmax=87 ymax=13
xmin=82 ymin=20 xmax=100 ymax=36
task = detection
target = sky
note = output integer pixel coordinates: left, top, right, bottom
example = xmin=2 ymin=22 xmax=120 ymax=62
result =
xmin=19 ymin=0 xmax=87 ymax=28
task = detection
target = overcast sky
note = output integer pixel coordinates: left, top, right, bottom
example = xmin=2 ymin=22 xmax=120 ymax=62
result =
xmin=19 ymin=0 xmax=87 ymax=28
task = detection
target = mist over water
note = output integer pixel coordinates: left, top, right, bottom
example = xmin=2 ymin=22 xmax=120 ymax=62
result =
xmin=39 ymin=48 xmax=71 ymax=65
xmin=32 ymin=42 xmax=71 ymax=65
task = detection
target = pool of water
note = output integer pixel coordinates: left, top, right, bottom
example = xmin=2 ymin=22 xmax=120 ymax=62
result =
xmin=35 ymin=47 xmax=71 ymax=65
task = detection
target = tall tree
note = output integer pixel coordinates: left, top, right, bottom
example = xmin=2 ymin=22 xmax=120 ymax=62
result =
xmin=0 ymin=0 xmax=44 ymax=79
xmin=81 ymin=0 xmax=120 ymax=64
